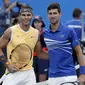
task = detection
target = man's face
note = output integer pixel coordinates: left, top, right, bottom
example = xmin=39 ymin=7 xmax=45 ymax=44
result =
xmin=48 ymin=9 xmax=61 ymax=25
xmin=19 ymin=12 xmax=33 ymax=26
xmin=34 ymin=20 xmax=42 ymax=31
xmin=4 ymin=0 xmax=10 ymax=8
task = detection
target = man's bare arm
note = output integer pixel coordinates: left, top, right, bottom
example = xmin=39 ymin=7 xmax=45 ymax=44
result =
xmin=74 ymin=45 xmax=84 ymax=66
xmin=0 ymin=28 xmax=18 ymax=73
xmin=0 ymin=28 xmax=10 ymax=63
xmin=35 ymin=33 xmax=48 ymax=60
xmin=0 ymin=28 xmax=11 ymax=65
xmin=74 ymin=45 xmax=85 ymax=83
xmin=0 ymin=28 xmax=11 ymax=55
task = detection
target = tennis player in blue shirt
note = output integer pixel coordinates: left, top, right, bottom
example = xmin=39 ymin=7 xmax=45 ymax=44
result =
xmin=38 ymin=2 xmax=85 ymax=85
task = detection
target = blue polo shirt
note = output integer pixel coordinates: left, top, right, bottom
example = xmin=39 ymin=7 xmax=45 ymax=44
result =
xmin=65 ymin=19 xmax=85 ymax=40
xmin=43 ymin=23 xmax=80 ymax=78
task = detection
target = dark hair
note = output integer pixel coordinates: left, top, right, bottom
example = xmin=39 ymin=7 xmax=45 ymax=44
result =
xmin=19 ymin=5 xmax=33 ymax=14
xmin=72 ymin=8 xmax=82 ymax=18
xmin=19 ymin=4 xmax=33 ymax=10
xmin=32 ymin=16 xmax=45 ymax=28
xmin=47 ymin=2 xmax=61 ymax=13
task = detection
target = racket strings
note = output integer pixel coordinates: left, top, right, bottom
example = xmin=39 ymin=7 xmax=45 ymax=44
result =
xmin=9 ymin=43 xmax=32 ymax=69
xmin=60 ymin=81 xmax=80 ymax=85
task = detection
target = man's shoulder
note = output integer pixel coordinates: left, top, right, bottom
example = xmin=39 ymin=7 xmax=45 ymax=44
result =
xmin=65 ymin=19 xmax=82 ymax=25
xmin=30 ymin=26 xmax=37 ymax=31
xmin=43 ymin=29 xmax=49 ymax=33
xmin=30 ymin=26 xmax=39 ymax=33
xmin=10 ymin=24 xmax=19 ymax=29
xmin=65 ymin=19 xmax=74 ymax=25
xmin=62 ymin=24 xmax=74 ymax=32
xmin=3 ymin=27 xmax=12 ymax=40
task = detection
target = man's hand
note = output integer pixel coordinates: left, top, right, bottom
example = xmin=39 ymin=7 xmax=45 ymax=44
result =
xmin=6 ymin=64 xmax=18 ymax=73
xmin=79 ymin=74 xmax=85 ymax=85
xmin=11 ymin=1 xmax=17 ymax=7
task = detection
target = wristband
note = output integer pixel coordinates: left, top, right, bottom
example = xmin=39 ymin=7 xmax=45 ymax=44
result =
xmin=0 ymin=55 xmax=7 ymax=64
xmin=80 ymin=66 xmax=85 ymax=74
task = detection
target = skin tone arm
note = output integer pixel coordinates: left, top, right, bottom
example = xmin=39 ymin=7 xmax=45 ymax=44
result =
xmin=0 ymin=29 xmax=11 ymax=55
xmin=0 ymin=28 xmax=17 ymax=73
xmin=35 ymin=33 xmax=49 ymax=60
xmin=74 ymin=45 xmax=85 ymax=83
xmin=74 ymin=45 xmax=84 ymax=66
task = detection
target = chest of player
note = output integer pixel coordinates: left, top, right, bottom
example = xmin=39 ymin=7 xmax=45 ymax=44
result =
xmin=11 ymin=31 xmax=37 ymax=50
xmin=44 ymin=31 xmax=70 ymax=45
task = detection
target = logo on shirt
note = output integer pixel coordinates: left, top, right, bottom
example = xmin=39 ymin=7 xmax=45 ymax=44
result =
xmin=60 ymin=34 xmax=65 ymax=38
xmin=16 ymin=35 xmax=19 ymax=37
xmin=30 ymin=36 xmax=34 ymax=38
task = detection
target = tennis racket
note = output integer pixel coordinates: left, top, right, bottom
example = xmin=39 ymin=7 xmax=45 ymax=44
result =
xmin=0 ymin=43 xmax=32 ymax=83
xmin=9 ymin=43 xmax=32 ymax=70
xmin=60 ymin=81 xmax=80 ymax=85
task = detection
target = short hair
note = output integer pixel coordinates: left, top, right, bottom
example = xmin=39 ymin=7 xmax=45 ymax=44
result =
xmin=47 ymin=2 xmax=61 ymax=13
xmin=20 ymin=4 xmax=33 ymax=10
xmin=72 ymin=8 xmax=82 ymax=18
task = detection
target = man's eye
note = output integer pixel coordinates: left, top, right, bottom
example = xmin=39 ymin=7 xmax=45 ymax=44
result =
xmin=53 ymin=12 xmax=57 ymax=14
xmin=27 ymin=14 xmax=31 ymax=16
xmin=21 ymin=14 xmax=31 ymax=16
xmin=49 ymin=13 xmax=52 ymax=15
xmin=21 ymin=14 xmax=25 ymax=16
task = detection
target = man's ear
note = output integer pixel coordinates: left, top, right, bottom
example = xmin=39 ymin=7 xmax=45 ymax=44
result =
xmin=60 ymin=12 xmax=62 ymax=16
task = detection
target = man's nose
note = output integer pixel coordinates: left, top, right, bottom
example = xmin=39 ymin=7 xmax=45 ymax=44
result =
xmin=24 ymin=15 xmax=29 ymax=18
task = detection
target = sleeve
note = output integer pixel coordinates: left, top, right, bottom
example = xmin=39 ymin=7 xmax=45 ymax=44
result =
xmin=69 ymin=28 xmax=80 ymax=47
xmin=65 ymin=21 xmax=70 ymax=26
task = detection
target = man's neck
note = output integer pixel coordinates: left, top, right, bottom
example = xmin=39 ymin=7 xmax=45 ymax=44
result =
xmin=19 ymin=23 xmax=30 ymax=32
xmin=50 ymin=22 xmax=60 ymax=32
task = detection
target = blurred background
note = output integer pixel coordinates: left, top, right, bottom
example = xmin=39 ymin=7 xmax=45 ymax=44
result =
xmin=0 ymin=0 xmax=85 ymax=28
